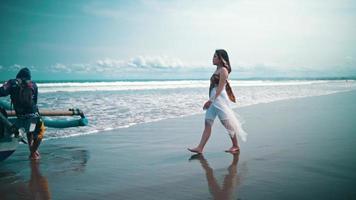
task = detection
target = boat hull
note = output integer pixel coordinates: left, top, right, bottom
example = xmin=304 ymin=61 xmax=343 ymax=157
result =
xmin=0 ymin=138 xmax=18 ymax=161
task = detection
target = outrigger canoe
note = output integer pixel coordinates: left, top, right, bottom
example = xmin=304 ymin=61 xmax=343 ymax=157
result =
xmin=0 ymin=100 xmax=88 ymax=161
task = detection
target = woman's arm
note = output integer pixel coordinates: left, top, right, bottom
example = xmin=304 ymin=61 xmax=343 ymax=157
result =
xmin=210 ymin=68 xmax=228 ymax=102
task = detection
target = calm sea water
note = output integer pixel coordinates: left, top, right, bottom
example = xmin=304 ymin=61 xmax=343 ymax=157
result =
xmin=1 ymin=79 xmax=355 ymax=139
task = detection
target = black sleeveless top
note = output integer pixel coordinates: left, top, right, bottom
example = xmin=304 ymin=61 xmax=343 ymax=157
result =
xmin=209 ymin=74 xmax=220 ymax=97
xmin=208 ymin=73 xmax=236 ymax=103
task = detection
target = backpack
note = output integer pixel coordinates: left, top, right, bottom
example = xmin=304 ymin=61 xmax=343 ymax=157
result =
xmin=12 ymin=79 xmax=35 ymax=111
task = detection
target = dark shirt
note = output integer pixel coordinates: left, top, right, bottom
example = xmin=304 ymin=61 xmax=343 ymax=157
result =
xmin=0 ymin=79 xmax=39 ymax=115
xmin=208 ymin=73 xmax=236 ymax=103
xmin=209 ymin=73 xmax=220 ymax=97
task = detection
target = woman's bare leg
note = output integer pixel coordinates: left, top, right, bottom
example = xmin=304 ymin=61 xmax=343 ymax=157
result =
xmin=227 ymin=134 xmax=239 ymax=152
xmin=221 ymin=120 xmax=240 ymax=153
xmin=188 ymin=120 xmax=213 ymax=153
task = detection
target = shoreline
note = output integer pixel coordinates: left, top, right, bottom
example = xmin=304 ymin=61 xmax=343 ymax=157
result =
xmin=44 ymin=89 xmax=356 ymax=141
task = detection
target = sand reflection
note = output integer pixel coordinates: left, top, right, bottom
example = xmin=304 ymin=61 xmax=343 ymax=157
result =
xmin=0 ymin=145 xmax=88 ymax=200
xmin=28 ymin=160 xmax=51 ymax=200
xmin=189 ymin=153 xmax=241 ymax=200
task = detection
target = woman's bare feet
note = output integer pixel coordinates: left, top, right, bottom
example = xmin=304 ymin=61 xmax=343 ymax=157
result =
xmin=187 ymin=147 xmax=203 ymax=154
xmin=225 ymin=146 xmax=240 ymax=154
xmin=29 ymin=152 xmax=40 ymax=160
xmin=34 ymin=151 xmax=41 ymax=159
xmin=28 ymin=150 xmax=41 ymax=160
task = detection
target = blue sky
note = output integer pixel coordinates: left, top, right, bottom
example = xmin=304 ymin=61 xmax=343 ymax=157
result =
xmin=0 ymin=0 xmax=356 ymax=80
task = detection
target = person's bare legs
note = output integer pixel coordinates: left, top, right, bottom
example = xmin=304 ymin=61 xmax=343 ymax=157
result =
xmin=188 ymin=120 xmax=213 ymax=153
xmin=31 ymin=137 xmax=42 ymax=159
xmin=27 ymin=133 xmax=42 ymax=160
xmin=227 ymin=134 xmax=239 ymax=152
xmin=27 ymin=133 xmax=35 ymax=159
xmin=221 ymin=120 xmax=240 ymax=153
xmin=225 ymin=134 xmax=240 ymax=153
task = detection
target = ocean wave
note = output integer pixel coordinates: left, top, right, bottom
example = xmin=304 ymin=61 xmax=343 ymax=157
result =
xmin=36 ymin=80 xmax=348 ymax=93
xmin=8 ymin=79 xmax=353 ymax=139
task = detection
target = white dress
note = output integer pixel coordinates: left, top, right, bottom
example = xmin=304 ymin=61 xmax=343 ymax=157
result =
xmin=205 ymin=81 xmax=247 ymax=142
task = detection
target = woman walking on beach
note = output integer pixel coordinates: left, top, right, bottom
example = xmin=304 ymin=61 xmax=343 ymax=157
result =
xmin=188 ymin=49 xmax=246 ymax=154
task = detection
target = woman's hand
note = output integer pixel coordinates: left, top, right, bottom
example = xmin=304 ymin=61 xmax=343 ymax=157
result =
xmin=203 ymin=100 xmax=212 ymax=110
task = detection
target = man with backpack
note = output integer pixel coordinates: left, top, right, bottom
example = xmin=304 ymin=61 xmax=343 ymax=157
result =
xmin=0 ymin=67 xmax=45 ymax=160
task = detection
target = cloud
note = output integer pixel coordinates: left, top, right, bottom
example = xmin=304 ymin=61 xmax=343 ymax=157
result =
xmin=44 ymin=58 xmax=355 ymax=79
xmin=50 ymin=63 xmax=95 ymax=74
xmin=47 ymin=56 xmax=188 ymax=74
xmin=12 ymin=64 xmax=23 ymax=71
xmin=96 ymin=58 xmax=126 ymax=68
xmin=0 ymin=64 xmax=34 ymax=72
xmin=128 ymin=56 xmax=184 ymax=69
xmin=2 ymin=54 xmax=355 ymax=79
xmin=96 ymin=56 xmax=185 ymax=70
xmin=51 ymin=63 xmax=72 ymax=73
xmin=0 ymin=64 xmax=31 ymax=73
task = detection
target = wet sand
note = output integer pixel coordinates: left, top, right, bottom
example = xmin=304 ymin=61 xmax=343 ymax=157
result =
xmin=1 ymin=90 xmax=356 ymax=200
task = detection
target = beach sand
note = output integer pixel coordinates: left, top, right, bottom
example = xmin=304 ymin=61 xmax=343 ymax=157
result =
xmin=0 ymin=90 xmax=355 ymax=200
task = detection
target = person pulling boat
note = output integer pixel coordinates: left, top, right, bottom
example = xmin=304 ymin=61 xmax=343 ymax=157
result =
xmin=0 ymin=68 xmax=45 ymax=160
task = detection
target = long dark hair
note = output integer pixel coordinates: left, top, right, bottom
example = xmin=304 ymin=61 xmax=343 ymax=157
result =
xmin=215 ymin=49 xmax=236 ymax=102
xmin=215 ymin=49 xmax=231 ymax=74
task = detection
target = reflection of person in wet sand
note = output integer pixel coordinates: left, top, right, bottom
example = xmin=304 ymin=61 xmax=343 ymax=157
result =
xmin=0 ymin=161 xmax=51 ymax=200
xmin=189 ymin=153 xmax=241 ymax=200
xmin=28 ymin=161 xmax=51 ymax=200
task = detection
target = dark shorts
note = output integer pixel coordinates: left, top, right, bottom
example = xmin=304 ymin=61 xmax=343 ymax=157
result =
xmin=14 ymin=117 xmax=45 ymax=139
